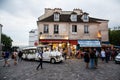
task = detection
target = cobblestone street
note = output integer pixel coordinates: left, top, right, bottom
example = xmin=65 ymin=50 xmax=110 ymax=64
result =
xmin=0 ymin=59 xmax=120 ymax=80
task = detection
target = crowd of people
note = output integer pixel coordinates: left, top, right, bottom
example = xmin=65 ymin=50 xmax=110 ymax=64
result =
xmin=2 ymin=50 xmax=23 ymax=67
xmin=82 ymin=48 xmax=119 ymax=69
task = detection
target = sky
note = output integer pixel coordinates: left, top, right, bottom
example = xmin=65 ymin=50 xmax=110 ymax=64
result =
xmin=0 ymin=0 xmax=120 ymax=46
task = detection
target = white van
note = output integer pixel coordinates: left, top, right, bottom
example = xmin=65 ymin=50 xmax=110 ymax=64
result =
xmin=22 ymin=45 xmax=64 ymax=63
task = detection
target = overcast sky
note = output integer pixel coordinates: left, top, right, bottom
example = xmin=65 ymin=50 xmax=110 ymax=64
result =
xmin=0 ymin=0 xmax=120 ymax=46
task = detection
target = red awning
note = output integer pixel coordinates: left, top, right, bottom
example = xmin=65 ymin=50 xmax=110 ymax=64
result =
xmin=69 ymin=40 xmax=77 ymax=45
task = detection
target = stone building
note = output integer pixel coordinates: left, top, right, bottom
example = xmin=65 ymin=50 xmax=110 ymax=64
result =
xmin=37 ymin=8 xmax=109 ymax=53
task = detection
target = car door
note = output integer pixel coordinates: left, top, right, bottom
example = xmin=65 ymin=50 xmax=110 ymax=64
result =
xmin=43 ymin=51 xmax=50 ymax=61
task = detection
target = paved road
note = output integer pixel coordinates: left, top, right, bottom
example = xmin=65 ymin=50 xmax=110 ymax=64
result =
xmin=0 ymin=59 xmax=120 ymax=80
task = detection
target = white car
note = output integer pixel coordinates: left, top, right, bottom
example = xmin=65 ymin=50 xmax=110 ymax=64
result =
xmin=35 ymin=51 xmax=64 ymax=63
xmin=115 ymin=53 xmax=120 ymax=64
xmin=22 ymin=46 xmax=64 ymax=63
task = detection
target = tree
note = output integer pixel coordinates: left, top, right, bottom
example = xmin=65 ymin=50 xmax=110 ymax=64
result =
xmin=109 ymin=29 xmax=120 ymax=46
xmin=1 ymin=33 xmax=13 ymax=51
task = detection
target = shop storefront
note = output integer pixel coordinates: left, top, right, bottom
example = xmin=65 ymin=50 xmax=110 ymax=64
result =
xmin=39 ymin=39 xmax=78 ymax=55
xmin=40 ymin=39 xmax=68 ymax=50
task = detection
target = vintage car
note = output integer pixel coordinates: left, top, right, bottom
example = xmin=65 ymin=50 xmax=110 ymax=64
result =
xmin=22 ymin=45 xmax=64 ymax=63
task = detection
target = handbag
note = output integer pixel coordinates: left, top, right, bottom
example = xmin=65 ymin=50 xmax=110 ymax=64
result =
xmin=11 ymin=54 xmax=14 ymax=59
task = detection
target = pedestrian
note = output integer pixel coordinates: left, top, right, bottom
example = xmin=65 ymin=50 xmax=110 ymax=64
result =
xmin=89 ymin=48 xmax=95 ymax=69
xmin=36 ymin=48 xmax=43 ymax=70
xmin=13 ymin=50 xmax=18 ymax=65
xmin=84 ymin=49 xmax=90 ymax=69
xmin=101 ymin=48 xmax=106 ymax=63
xmin=18 ymin=51 xmax=23 ymax=61
xmin=94 ymin=48 xmax=99 ymax=68
xmin=63 ymin=48 xmax=67 ymax=60
xmin=105 ymin=48 xmax=110 ymax=63
xmin=2 ymin=50 xmax=10 ymax=67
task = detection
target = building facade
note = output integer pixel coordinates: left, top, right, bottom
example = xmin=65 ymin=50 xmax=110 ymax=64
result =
xmin=37 ymin=8 xmax=109 ymax=54
xmin=29 ymin=29 xmax=38 ymax=46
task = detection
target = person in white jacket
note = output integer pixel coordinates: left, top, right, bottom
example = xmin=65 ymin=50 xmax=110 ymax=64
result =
xmin=101 ymin=48 xmax=106 ymax=62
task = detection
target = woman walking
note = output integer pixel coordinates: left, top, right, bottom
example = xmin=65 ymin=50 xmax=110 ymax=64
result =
xmin=84 ymin=49 xmax=90 ymax=69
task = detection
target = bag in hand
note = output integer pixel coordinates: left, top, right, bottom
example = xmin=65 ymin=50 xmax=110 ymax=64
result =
xmin=11 ymin=54 xmax=14 ymax=59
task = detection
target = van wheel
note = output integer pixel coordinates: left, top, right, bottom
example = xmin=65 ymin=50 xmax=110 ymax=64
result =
xmin=51 ymin=58 xmax=56 ymax=64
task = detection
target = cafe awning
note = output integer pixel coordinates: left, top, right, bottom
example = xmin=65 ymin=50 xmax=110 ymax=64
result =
xmin=78 ymin=40 xmax=101 ymax=47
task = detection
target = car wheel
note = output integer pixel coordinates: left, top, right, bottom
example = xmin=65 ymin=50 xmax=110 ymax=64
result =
xmin=51 ymin=58 xmax=56 ymax=64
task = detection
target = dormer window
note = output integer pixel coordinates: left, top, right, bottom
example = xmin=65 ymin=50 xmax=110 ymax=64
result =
xmin=54 ymin=12 xmax=60 ymax=21
xmin=71 ymin=14 xmax=77 ymax=21
xmin=82 ymin=12 xmax=89 ymax=22
xmin=70 ymin=12 xmax=77 ymax=22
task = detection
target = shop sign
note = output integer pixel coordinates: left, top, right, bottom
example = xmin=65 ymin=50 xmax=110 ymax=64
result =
xmin=78 ymin=40 xmax=101 ymax=47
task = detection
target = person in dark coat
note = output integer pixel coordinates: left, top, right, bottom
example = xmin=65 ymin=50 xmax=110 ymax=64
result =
xmin=89 ymin=48 xmax=95 ymax=69
xmin=2 ymin=51 xmax=10 ymax=67
xmin=84 ymin=49 xmax=90 ymax=69
xmin=18 ymin=51 xmax=23 ymax=61
xmin=36 ymin=48 xmax=43 ymax=70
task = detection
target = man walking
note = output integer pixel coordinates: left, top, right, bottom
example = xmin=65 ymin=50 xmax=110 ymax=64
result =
xmin=2 ymin=50 xmax=10 ymax=67
xmin=18 ymin=51 xmax=23 ymax=61
xmin=36 ymin=48 xmax=43 ymax=70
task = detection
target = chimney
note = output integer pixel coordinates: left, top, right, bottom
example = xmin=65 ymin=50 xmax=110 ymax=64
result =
xmin=73 ymin=8 xmax=83 ymax=15
xmin=45 ymin=8 xmax=54 ymax=13
xmin=54 ymin=8 xmax=62 ymax=13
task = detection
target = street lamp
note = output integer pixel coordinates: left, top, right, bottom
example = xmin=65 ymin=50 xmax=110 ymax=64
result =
xmin=97 ymin=30 xmax=102 ymax=46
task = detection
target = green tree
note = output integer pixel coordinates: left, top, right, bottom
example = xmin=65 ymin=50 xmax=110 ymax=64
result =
xmin=109 ymin=29 xmax=120 ymax=46
xmin=1 ymin=33 xmax=13 ymax=51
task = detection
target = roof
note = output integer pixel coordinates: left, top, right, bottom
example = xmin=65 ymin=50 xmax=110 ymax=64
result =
xmin=71 ymin=12 xmax=77 ymax=14
xmin=38 ymin=14 xmax=108 ymax=23
xmin=89 ymin=17 xmax=109 ymax=21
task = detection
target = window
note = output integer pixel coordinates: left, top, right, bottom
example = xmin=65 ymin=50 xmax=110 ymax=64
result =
xmin=44 ymin=24 xmax=49 ymax=33
xmin=84 ymin=25 xmax=89 ymax=33
xmin=82 ymin=13 xmax=89 ymax=22
xmin=84 ymin=14 xmax=88 ymax=20
xmin=72 ymin=25 xmax=77 ymax=32
xmin=71 ymin=15 xmax=77 ymax=21
xmin=54 ymin=24 xmax=59 ymax=34
xmin=54 ymin=13 xmax=59 ymax=21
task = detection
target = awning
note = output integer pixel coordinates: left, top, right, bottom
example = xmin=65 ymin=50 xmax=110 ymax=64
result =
xmin=69 ymin=40 xmax=77 ymax=45
xmin=78 ymin=40 xmax=101 ymax=47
